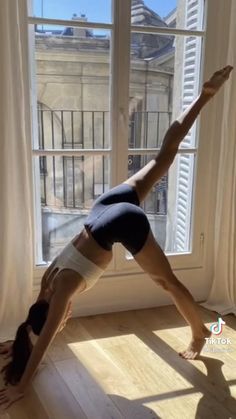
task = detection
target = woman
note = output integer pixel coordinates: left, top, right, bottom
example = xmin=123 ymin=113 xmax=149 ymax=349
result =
xmin=0 ymin=65 xmax=233 ymax=409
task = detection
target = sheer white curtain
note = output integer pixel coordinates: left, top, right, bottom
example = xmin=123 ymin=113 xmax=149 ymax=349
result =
xmin=201 ymin=1 xmax=236 ymax=315
xmin=0 ymin=0 xmax=34 ymax=339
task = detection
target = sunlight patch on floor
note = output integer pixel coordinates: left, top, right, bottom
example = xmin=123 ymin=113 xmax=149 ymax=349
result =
xmin=67 ymin=332 xmax=200 ymax=399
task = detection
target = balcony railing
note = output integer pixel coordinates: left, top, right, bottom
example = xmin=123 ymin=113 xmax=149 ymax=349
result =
xmin=37 ymin=108 xmax=170 ymax=215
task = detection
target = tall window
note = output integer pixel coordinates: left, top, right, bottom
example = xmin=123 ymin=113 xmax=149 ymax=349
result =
xmin=28 ymin=0 xmax=206 ymax=269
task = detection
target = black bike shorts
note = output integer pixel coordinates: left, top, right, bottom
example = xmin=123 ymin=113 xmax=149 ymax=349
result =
xmin=84 ymin=183 xmax=150 ymax=255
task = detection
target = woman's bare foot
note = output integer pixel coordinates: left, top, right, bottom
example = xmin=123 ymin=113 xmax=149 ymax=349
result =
xmin=202 ymin=65 xmax=233 ymax=97
xmin=179 ymin=327 xmax=211 ymax=360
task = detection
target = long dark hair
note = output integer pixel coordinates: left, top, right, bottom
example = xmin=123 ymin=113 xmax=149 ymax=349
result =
xmin=1 ymin=299 xmax=49 ymax=386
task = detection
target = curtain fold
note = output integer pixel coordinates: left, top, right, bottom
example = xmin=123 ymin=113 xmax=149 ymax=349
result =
xmin=0 ymin=0 xmax=34 ymax=339
xmin=201 ymin=0 xmax=236 ymax=316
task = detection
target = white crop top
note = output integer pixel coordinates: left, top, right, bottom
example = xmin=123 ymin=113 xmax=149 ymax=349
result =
xmin=53 ymin=242 xmax=104 ymax=292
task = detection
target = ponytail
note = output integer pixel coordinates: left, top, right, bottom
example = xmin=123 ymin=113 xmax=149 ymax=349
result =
xmin=1 ymin=300 xmax=49 ymax=385
xmin=1 ymin=321 xmax=33 ymax=385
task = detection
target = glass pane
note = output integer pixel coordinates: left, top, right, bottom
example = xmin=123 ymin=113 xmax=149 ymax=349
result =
xmin=35 ymin=155 xmax=109 ymax=263
xmin=37 ymin=108 xmax=109 ymax=150
xmin=128 ymin=28 xmax=202 ymax=256
xmin=31 ymin=0 xmax=112 ymax=24
xmin=34 ymin=25 xmax=110 ymax=149
xmin=31 ymin=23 xmax=111 ymax=264
xmin=127 ymin=153 xmax=195 ymax=257
xmin=129 ymin=111 xmax=171 ymax=149
xmin=131 ymin=0 xmax=205 ymax=31
xmin=129 ymin=33 xmax=202 ymax=150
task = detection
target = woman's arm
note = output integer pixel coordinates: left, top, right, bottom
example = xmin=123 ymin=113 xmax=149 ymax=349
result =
xmin=0 ymin=278 xmax=75 ymax=409
xmin=18 ymin=282 xmax=74 ymax=393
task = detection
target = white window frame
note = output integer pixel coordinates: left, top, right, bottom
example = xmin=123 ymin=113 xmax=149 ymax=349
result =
xmin=28 ymin=0 xmax=211 ymax=282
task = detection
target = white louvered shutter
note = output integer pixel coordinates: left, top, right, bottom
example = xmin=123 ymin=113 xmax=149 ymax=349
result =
xmin=175 ymin=0 xmax=204 ymax=251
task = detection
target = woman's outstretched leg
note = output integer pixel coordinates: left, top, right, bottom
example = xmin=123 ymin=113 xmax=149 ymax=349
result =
xmin=134 ymin=230 xmax=211 ymax=359
xmin=124 ymin=65 xmax=233 ymax=203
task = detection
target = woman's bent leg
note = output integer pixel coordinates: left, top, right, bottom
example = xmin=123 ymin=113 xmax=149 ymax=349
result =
xmin=134 ymin=230 xmax=211 ymax=359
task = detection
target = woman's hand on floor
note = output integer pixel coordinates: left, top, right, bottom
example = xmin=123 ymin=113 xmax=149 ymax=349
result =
xmin=0 ymin=385 xmax=24 ymax=410
xmin=0 ymin=341 xmax=14 ymax=359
